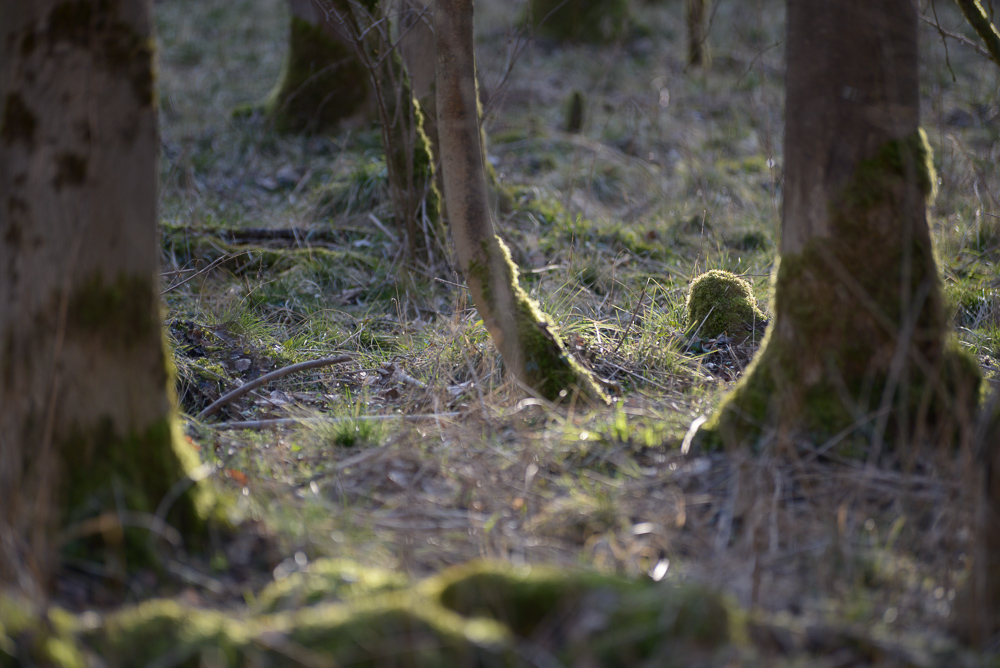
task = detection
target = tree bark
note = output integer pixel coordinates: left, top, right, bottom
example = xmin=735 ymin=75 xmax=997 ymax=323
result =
xmin=702 ymin=0 xmax=979 ymax=454
xmin=686 ymin=0 xmax=708 ymax=67
xmin=0 ymin=0 xmax=206 ymax=595
xmin=434 ymin=0 xmax=607 ymax=403
xmin=959 ymin=392 xmax=1000 ymax=643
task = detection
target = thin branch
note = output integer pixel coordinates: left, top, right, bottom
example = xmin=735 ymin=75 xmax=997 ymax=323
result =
xmin=161 ymin=252 xmax=246 ymax=295
xmin=953 ymin=0 xmax=1000 ymax=67
xmin=920 ymin=13 xmax=991 ymax=59
xmin=195 ymin=355 xmax=352 ymax=420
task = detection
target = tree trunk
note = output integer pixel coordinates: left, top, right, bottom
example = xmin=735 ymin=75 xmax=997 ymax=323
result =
xmin=686 ymin=0 xmax=708 ymax=67
xmin=263 ymin=0 xmax=374 ymax=133
xmin=434 ymin=0 xmax=607 ymax=403
xmin=954 ymin=0 xmax=1000 ymax=69
xmin=957 ymin=391 xmax=1000 ymax=644
xmin=0 ymin=0 xmax=207 ymax=595
xmin=702 ymin=0 xmax=979 ymax=454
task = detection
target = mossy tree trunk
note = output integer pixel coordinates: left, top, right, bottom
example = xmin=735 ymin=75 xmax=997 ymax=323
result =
xmin=435 ymin=0 xmax=607 ymax=403
xmin=954 ymin=0 xmax=1000 ymax=68
xmin=264 ymin=0 xmax=374 ymax=133
xmin=354 ymin=0 xmax=446 ymax=271
xmin=277 ymin=0 xmax=445 ymax=270
xmin=0 ymin=0 xmax=208 ymax=595
xmin=703 ymin=0 xmax=979 ymax=454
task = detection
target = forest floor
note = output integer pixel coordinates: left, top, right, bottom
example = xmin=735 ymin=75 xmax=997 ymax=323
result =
xmin=95 ymin=0 xmax=1000 ymax=663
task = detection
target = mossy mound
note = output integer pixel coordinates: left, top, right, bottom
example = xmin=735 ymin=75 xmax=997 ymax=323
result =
xmin=261 ymin=15 xmax=371 ymax=134
xmin=524 ymin=0 xmax=630 ymax=44
xmin=685 ymin=270 xmax=767 ymax=341
xmin=426 ymin=561 xmax=735 ymax=664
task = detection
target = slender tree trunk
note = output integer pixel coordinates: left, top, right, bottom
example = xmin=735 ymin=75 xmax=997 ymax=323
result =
xmin=954 ymin=0 xmax=1000 ymax=68
xmin=434 ymin=0 xmax=607 ymax=403
xmin=686 ymin=0 xmax=708 ymax=66
xmin=957 ymin=392 xmax=1000 ymax=643
xmin=702 ymin=0 xmax=978 ymax=454
xmin=0 ymin=0 xmax=206 ymax=595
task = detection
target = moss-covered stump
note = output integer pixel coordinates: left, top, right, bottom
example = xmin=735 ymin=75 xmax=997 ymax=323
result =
xmin=261 ymin=14 xmax=371 ymax=134
xmin=685 ymin=270 xmax=767 ymax=342
xmin=524 ymin=0 xmax=629 ymax=43
xmin=698 ymin=133 xmax=981 ymax=455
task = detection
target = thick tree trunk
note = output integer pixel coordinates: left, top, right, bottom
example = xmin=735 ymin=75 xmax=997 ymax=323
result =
xmin=0 ymin=0 xmax=206 ymax=594
xmin=263 ymin=0 xmax=374 ymax=133
xmin=702 ymin=0 xmax=979 ymax=453
xmin=435 ymin=0 xmax=607 ymax=403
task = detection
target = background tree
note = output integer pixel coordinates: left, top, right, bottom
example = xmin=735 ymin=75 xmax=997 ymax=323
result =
xmin=435 ymin=0 xmax=607 ymax=403
xmin=686 ymin=0 xmax=708 ymax=66
xmin=701 ymin=0 xmax=979 ymax=453
xmin=263 ymin=0 xmax=374 ymax=133
xmin=0 ymin=0 xmax=209 ymax=595
xmin=266 ymin=0 xmax=445 ymax=270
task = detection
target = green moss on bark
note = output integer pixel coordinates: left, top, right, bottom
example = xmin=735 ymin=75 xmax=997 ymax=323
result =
xmin=263 ymin=14 xmax=369 ymax=134
xmin=59 ymin=417 xmax=208 ymax=558
xmin=699 ymin=131 xmax=980 ymax=454
xmin=382 ymin=53 xmax=445 ymax=265
xmin=468 ymin=237 xmax=609 ymax=403
xmin=685 ymin=270 xmax=766 ymax=341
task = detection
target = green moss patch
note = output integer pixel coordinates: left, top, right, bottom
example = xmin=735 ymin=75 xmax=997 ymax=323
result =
xmin=255 ymin=558 xmax=408 ymax=612
xmin=429 ymin=561 xmax=735 ymax=664
xmin=685 ymin=270 xmax=766 ymax=341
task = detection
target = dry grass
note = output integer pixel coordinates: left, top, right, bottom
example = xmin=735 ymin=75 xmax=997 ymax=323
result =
xmin=144 ymin=0 xmax=1000 ymax=661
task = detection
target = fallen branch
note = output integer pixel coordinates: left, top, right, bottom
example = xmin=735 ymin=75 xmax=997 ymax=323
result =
xmin=210 ymin=412 xmax=460 ymax=431
xmin=195 ymin=356 xmax=352 ymax=421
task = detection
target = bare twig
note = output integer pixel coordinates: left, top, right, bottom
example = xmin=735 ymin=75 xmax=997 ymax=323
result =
xmin=920 ymin=13 xmax=991 ymax=59
xmin=195 ymin=356 xmax=352 ymax=420
xmin=161 ymin=252 xmax=247 ymax=295
xmin=610 ymin=279 xmax=649 ymax=359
